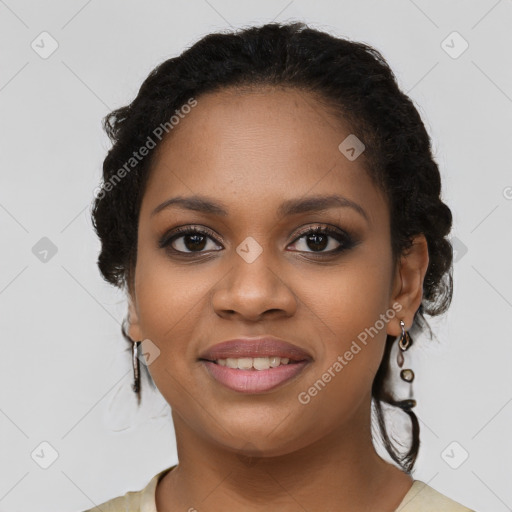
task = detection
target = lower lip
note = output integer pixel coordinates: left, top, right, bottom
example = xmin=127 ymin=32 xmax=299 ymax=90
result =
xmin=201 ymin=360 xmax=309 ymax=393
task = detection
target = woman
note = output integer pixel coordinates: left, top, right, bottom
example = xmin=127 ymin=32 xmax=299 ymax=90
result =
xmin=85 ymin=21 xmax=475 ymax=512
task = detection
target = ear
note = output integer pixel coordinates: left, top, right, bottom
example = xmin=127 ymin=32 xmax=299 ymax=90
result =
xmin=386 ymin=234 xmax=429 ymax=337
xmin=127 ymin=293 xmax=144 ymax=342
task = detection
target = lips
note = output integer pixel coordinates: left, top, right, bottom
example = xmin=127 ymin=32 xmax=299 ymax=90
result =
xmin=198 ymin=336 xmax=313 ymax=362
xmin=198 ymin=336 xmax=313 ymax=394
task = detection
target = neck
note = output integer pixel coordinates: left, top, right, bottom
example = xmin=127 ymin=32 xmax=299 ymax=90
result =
xmin=157 ymin=398 xmax=414 ymax=512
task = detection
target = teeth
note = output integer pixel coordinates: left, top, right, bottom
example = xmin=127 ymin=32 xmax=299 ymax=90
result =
xmin=237 ymin=357 xmax=253 ymax=370
xmin=216 ymin=356 xmax=291 ymax=370
xmin=269 ymin=356 xmax=280 ymax=368
xmin=254 ymin=357 xmax=272 ymax=370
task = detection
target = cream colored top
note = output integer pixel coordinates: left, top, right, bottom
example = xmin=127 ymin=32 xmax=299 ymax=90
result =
xmin=83 ymin=465 xmax=476 ymax=512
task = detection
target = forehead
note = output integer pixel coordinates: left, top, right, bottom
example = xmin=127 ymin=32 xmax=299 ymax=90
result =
xmin=141 ymin=86 xmax=386 ymax=224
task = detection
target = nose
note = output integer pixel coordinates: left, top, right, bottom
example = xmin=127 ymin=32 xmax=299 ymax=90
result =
xmin=211 ymin=251 xmax=298 ymax=322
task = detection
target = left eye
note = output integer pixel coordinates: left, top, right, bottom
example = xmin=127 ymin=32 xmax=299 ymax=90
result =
xmin=288 ymin=226 xmax=347 ymax=253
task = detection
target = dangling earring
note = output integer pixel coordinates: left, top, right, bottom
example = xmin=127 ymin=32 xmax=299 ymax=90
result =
xmin=132 ymin=340 xmax=141 ymax=404
xmin=397 ymin=320 xmax=415 ymax=404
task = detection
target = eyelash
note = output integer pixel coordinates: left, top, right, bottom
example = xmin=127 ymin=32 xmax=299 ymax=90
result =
xmin=158 ymin=224 xmax=356 ymax=258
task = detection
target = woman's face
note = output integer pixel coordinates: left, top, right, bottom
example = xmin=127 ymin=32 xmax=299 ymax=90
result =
xmin=128 ymin=86 xmax=418 ymax=456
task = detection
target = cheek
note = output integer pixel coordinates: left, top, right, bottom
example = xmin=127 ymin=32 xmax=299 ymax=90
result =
xmin=133 ymin=245 xmax=210 ymax=369
xmin=133 ymin=260 xmax=207 ymax=411
xmin=308 ymin=253 xmax=392 ymax=332
xmin=298 ymin=251 xmax=394 ymax=392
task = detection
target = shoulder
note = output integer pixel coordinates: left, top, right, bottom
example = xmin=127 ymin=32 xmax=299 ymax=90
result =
xmin=395 ymin=480 xmax=476 ymax=512
xmin=81 ymin=465 xmax=176 ymax=512
xmin=82 ymin=492 xmax=140 ymax=512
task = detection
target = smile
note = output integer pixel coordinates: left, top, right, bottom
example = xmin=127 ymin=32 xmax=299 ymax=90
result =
xmin=213 ymin=356 xmax=292 ymax=370
xmin=200 ymin=359 xmax=310 ymax=393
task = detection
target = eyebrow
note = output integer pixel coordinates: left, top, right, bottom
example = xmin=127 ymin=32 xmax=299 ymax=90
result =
xmin=151 ymin=194 xmax=369 ymax=222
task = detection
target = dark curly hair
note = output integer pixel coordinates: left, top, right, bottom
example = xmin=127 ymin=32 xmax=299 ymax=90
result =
xmin=91 ymin=21 xmax=453 ymax=475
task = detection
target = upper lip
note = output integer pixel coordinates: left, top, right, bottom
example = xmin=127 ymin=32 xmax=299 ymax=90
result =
xmin=198 ymin=336 xmax=313 ymax=362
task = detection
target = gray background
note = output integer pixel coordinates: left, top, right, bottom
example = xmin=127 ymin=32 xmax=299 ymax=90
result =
xmin=1 ymin=1 xmax=511 ymax=511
